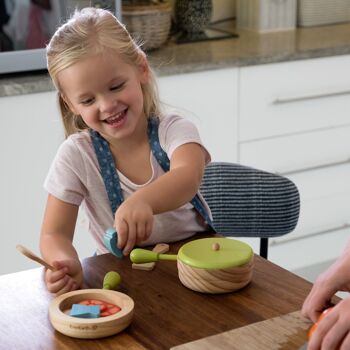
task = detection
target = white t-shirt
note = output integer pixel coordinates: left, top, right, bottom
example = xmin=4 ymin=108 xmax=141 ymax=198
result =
xmin=44 ymin=115 xmax=212 ymax=254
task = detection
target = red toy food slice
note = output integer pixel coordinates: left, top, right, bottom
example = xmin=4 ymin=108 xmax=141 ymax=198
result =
xmin=308 ymin=307 xmax=334 ymax=339
xmin=78 ymin=299 xmax=121 ymax=317
xmin=108 ymin=305 xmax=121 ymax=314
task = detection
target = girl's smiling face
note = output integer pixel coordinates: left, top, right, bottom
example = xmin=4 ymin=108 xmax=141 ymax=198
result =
xmin=58 ymin=51 xmax=149 ymax=143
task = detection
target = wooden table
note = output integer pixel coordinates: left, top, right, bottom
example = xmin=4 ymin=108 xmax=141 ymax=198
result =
xmin=1 ymin=238 xmax=313 ymax=350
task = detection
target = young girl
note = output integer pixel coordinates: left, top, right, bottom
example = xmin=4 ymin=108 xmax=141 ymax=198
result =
xmin=41 ymin=7 xmax=213 ymax=295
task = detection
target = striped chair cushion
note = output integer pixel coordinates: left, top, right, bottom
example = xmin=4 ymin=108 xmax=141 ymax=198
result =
xmin=200 ymin=162 xmax=300 ymax=238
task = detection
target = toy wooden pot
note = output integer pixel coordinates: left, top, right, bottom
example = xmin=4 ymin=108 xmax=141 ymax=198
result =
xmin=49 ymin=289 xmax=134 ymax=339
xmin=130 ymin=237 xmax=254 ymax=294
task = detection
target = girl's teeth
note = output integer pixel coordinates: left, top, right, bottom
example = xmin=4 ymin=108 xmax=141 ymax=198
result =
xmin=106 ymin=112 xmax=123 ymax=123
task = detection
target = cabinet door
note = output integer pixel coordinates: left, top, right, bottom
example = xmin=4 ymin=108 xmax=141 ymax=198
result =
xmin=158 ymin=68 xmax=239 ymax=162
xmin=239 ymin=55 xmax=350 ymax=141
xmin=265 ymin=163 xmax=350 ymax=272
xmin=0 ymin=92 xmax=94 ymax=275
xmin=239 ymin=125 xmax=350 ymax=174
xmin=276 ymin=163 xmax=350 ymax=242
xmin=269 ymin=227 xmax=349 ymax=271
xmin=237 ymin=56 xmax=350 ymax=277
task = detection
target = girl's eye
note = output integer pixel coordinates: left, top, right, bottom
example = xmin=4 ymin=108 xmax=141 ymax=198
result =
xmin=111 ymin=82 xmax=125 ymax=91
xmin=81 ymin=98 xmax=94 ymax=105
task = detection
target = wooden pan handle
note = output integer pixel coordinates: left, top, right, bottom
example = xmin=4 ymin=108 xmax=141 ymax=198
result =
xmin=130 ymin=248 xmax=177 ymax=264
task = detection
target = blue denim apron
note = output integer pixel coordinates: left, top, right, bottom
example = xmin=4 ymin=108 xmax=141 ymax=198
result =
xmin=89 ymin=117 xmax=215 ymax=255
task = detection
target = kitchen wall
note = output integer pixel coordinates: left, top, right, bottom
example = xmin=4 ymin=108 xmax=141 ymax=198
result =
xmin=211 ymin=0 xmax=236 ymax=22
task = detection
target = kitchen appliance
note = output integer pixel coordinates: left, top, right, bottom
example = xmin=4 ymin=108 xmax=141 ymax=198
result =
xmin=0 ymin=0 xmax=121 ymax=74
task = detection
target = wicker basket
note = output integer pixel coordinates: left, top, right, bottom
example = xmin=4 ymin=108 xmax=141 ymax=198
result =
xmin=298 ymin=0 xmax=350 ymax=27
xmin=122 ymin=3 xmax=172 ymax=50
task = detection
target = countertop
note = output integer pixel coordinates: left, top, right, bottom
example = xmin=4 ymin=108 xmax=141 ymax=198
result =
xmin=2 ymin=21 xmax=350 ymax=97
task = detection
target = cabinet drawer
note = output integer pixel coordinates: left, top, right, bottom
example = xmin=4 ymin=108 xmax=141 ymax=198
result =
xmin=239 ymin=55 xmax=350 ymax=141
xmin=271 ymin=162 xmax=350 ymax=243
xmin=239 ymin=125 xmax=350 ymax=174
xmin=269 ymin=228 xmax=349 ymax=271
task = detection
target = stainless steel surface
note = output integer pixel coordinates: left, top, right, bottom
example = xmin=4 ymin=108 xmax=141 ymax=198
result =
xmin=273 ymin=88 xmax=350 ymax=104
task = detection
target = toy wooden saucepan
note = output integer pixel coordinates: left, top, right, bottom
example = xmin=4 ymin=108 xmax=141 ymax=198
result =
xmin=130 ymin=237 xmax=254 ymax=294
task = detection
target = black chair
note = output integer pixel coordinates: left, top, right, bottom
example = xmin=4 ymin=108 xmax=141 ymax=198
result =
xmin=200 ymin=162 xmax=300 ymax=259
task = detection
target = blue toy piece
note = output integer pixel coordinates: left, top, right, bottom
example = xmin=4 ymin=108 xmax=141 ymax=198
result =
xmin=103 ymin=228 xmax=123 ymax=258
xmin=70 ymin=304 xmax=101 ymax=318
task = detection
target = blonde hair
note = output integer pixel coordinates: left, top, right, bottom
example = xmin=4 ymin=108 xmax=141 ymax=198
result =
xmin=46 ymin=7 xmax=161 ymax=137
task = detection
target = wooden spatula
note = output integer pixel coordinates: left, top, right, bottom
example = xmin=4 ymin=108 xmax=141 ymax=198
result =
xmin=16 ymin=244 xmax=56 ymax=271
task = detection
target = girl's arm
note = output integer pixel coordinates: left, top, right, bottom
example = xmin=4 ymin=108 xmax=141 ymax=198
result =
xmin=40 ymin=194 xmax=83 ymax=295
xmin=115 ymin=142 xmax=207 ymax=254
xmin=133 ymin=142 xmax=206 ymax=213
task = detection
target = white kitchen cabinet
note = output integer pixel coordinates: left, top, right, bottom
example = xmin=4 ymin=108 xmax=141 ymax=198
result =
xmin=240 ymin=126 xmax=350 ymax=175
xmin=0 ymin=92 xmax=95 ymax=275
xmin=239 ymin=55 xmax=350 ymax=142
xmin=158 ymin=68 xmax=239 ymax=163
xmin=269 ymin=227 xmax=348 ymax=271
xmin=276 ymin=163 xmax=350 ymax=241
xmin=238 ymin=55 xmax=350 ymax=275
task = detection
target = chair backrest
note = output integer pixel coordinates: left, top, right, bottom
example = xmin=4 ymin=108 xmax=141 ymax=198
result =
xmin=200 ymin=162 xmax=300 ymax=257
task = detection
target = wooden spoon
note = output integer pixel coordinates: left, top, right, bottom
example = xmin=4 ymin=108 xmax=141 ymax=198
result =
xmin=16 ymin=244 xmax=56 ymax=271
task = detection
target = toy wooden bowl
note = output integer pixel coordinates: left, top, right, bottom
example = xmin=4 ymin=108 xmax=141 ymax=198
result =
xmin=49 ymin=289 xmax=134 ymax=339
xmin=131 ymin=238 xmax=254 ymax=294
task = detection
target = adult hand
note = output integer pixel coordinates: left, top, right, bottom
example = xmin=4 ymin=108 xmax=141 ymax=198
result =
xmin=114 ymin=197 xmax=154 ymax=256
xmin=307 ymin=298 xmax=350 ymax=350
xmin=302 ymin=249 xmax=350 ymax=323
xmin=44 ymin=259 xmax=83 ymax=296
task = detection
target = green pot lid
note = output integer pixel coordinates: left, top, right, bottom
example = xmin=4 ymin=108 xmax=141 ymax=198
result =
xmin=178 ymin=238 xmax=253 ymax=269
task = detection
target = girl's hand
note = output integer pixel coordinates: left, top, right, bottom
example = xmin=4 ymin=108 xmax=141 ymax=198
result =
xmin=307 ymin=299 xmax=350 ymax=350
xmin=44 ymin=259 xmax=83 ymax=296
xmin=114 ymin=198 xmax=154 ymax=256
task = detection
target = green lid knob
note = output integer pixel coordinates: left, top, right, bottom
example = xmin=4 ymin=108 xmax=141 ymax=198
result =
xmin=103 ymin=271 xmax=121 ymax=290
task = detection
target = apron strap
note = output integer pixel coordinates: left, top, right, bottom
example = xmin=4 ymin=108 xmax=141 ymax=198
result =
xmin=147 ymin=118 xmax=215 ymax=231
xmin=90 ymin=129 xmax=123 ymax=215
